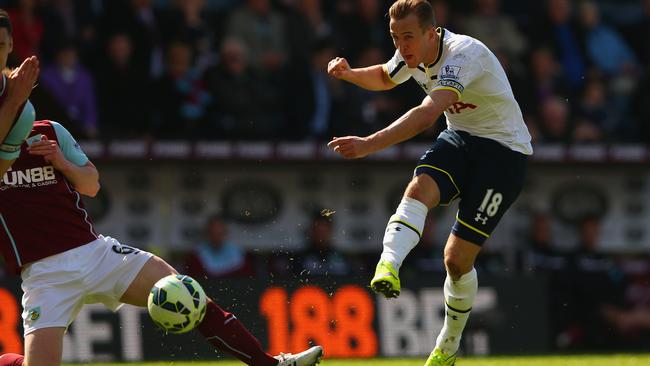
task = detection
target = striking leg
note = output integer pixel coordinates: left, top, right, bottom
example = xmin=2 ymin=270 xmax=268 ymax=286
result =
xmin=371 ymin=174 xmax=438 ymax=298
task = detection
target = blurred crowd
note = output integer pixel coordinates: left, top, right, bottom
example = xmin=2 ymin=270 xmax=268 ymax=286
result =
xmin=0 ymin=0 xmax=648 ymax=143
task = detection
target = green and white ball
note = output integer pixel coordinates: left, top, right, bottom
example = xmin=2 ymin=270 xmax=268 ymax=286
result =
xmin=147 ymin=274 xmax=207 ymax=334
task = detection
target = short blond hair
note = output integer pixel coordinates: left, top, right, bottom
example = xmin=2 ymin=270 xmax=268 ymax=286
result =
xmin=388 ymin=0 xmax=436 ymax=29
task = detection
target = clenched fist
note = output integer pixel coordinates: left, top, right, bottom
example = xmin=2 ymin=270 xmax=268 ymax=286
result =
xmin=327 ymin=57 xmax=351 ymax=79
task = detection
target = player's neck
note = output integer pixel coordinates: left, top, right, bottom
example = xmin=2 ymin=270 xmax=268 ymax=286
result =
xmin=423 ymin=34 xmax=439 ymax=66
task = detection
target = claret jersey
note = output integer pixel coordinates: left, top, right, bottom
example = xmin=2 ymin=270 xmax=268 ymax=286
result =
xmin=383 ymin=28 xmax=533 ymax=155
xmin=0 ymin=121 xmax=97 ymax=274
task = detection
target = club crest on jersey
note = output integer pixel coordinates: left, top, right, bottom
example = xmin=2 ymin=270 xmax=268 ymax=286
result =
xmin=440 ymin=65 xmax=461 ymax=80
xmin=26 ymin=307 xmax=41 ymax=322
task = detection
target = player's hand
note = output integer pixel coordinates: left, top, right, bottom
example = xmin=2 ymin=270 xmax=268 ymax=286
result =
xmin=27 ymin=137 xmax=69 ymax=171
xmin=6 ymin=56 xmax=39 ymax=106
xmin=327 ymin=136 xmax=374 ymax=159
xmin=327 ymin=57 xmax=351 ymax=79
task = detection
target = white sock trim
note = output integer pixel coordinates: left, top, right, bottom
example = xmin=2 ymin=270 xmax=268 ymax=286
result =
xmin=445 ymin=268 xmax=478 ymax=311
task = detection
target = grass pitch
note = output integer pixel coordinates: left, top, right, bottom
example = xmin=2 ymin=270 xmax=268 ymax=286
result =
xmin=71 ymin=354 xmax=650 ymax=366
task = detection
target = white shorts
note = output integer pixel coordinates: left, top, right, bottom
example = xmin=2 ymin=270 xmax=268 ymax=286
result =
xmin=20 ymin=235 xmax=153 ymax=335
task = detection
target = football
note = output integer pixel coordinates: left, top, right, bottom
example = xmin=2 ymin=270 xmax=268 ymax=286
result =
xmin=147 ymin=274 xmax=208 ymax=334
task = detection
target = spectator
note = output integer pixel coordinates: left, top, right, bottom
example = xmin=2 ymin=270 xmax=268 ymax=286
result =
xmin=40 ymin=40 xmax=99 ymax=138
xmin=579 ymin=0 xmax=638 ymax=76
xmin=162 ymin=0 xmax=217 ymax=72
xmin=462 ymin=0 xmax=527 ymax=63
xmin=574 ymin=79 xmax=608 ymax=143
xmin=522 ymin=46 xmax=571 ymax=117
xmin=521 ymin=212 xmax=575 ymax=349
xmin=579 ymin=1 xmax=639 ymax=140
xmin=522 ymin=213 xmax=568 ymax=273
xmin=570 ymin=217 xmax=612 ymax=273
xmin=296 ymin=0 xmax=331 ymax=40
xmin=206 ymin=37 xmax=284 ymax=139
xmin=153 ymin=40 xmax=211 ymax=139
xmin=41 ymin=0 xmax=96 ymax=64
xmin=226 ymin=0 xmax=288 ymax=74
xmin=295 ymin=212 xmax=356 ymax=277
xmin=183 ymin=214 xmax=255 ymax=279
xmin=602 ymin=255 xmax=650 ymax=347
xmin=100 ymin=0 xmax=165 ymax=78
xmin=332 ymin=0 xmax=392 ymax=63
xmin=287 ymin=37 xmax=346 ymax=139
xmin=340 ymin=45 xmax=405 ymax=137
xmin=283 ymin=0 xmax=331 ymax=68
xmin=559 ymin=217 xmax=621 ymax=349
xmin=430 ymin=0 xmax=456 ymax=30
xmin=7 ymin=0 xmax=43 ymax=65
xmin=538 ymin=96 xmax=572 ymax=143
xmin=529 ymin=0 xmax=586 ymax=90
xmin=95 ymin=32 xmax=153 ymax=138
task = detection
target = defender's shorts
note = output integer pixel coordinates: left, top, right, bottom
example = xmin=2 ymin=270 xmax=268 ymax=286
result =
xmin=20 ymin=235 xmax=153 ymax=335
xmin=415 ymin=129 xmax=527 ymax=245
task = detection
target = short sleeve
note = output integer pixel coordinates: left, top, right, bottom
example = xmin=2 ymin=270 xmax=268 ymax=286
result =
xmin=51 ymin=121 xmax=89 ymax=167
xmin=433 ymin=48 xmax=482 ymax=98
xmin=382 ymin=50 xmax=411 ymax=85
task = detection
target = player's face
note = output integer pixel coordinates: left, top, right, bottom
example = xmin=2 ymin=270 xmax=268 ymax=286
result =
xmin=389 ymin=14 xmax=434 ymax=68
xmin=0 ymin=28 xmax=13 ymax=69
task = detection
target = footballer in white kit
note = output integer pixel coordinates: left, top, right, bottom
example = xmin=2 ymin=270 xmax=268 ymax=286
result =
xmin=327 ymin=1 xmax=531 ymax=365
xmin=383 ymin=27 xmax=532 ymax=156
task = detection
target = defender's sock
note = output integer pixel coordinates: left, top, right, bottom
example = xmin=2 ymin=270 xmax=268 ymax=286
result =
xmin=198 ymin=299 xmax=277 ymax=366
xmin=435 ymin=268 xmax=478 ymax=355
xmin=0 ymin=354 xmax=24 ymax=366
xmin=380 ymin=197 xmax=428 ymax=269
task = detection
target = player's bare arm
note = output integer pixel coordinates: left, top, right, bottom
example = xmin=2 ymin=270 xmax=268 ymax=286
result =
xmin=328 ymin=89 xmax=457 ymax=159
xmin=27 ymin=138 xmax=100 ymax=197
xmin=327 ymin=57 xmax=396 ymax=91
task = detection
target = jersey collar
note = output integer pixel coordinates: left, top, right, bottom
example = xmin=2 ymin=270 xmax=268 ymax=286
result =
xmin=0 ymin=73 xmax=6 ymax=96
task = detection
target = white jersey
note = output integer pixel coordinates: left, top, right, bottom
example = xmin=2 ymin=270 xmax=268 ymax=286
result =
xmin=382 ymin=28 xmax=532 ymax=155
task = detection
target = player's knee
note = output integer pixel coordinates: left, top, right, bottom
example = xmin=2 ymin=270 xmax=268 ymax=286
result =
xmin=150 ymin=255 xmax=178 ymax=276
xmin=144 ymin=256 xmax=179 ymax=286
xmin=404 ymin=175 xmax=440 ymax=208
xmin=444 ymin=253 xmax=471 ymax=279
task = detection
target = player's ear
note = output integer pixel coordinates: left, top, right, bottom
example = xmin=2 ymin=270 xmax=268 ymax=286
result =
xmin=426 ymin=25 xmax=435 ymax=40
